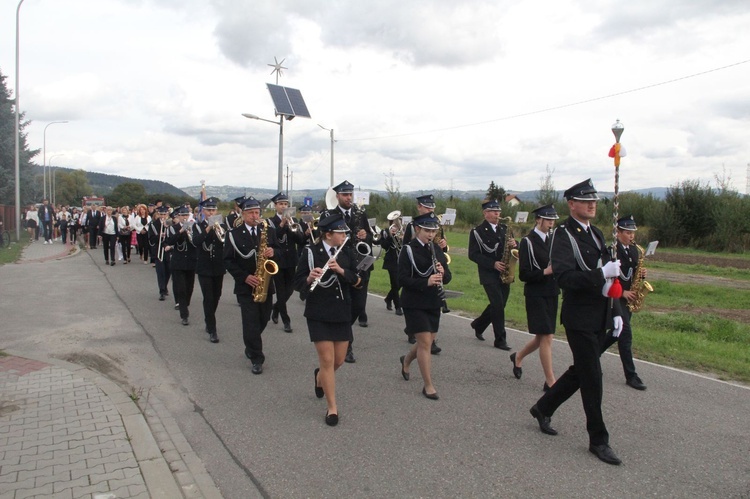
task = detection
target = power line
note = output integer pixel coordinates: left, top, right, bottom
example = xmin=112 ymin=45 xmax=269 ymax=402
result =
xmin=338 ymin=58 xmax=750 ymax=143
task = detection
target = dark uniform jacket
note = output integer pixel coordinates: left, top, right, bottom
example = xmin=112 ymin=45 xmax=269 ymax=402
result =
xmin=398 ymin=239 xmax=452 ymax=310
xmin=376 ymin=228 xmax=400 ymax=271
xmin=320 ymin=204 xmax=374 ymax=278
xmin=266 ymin=214 xmax=305 ymax=269
xmin=293 ymin=242 xmax=360 ymax=322
xmin=616 ymin=242 xmax=638 ymax=292
xmin=469 ymin=219 xmax=509 ymax=285
xmin=165 ymin=222 xmax=197 ymax=270
xmin=226 ymin=210 xmax=241 ymax=230
xmin=519 ymin=229 xmax=559 ymax=297
xmin=192 ymin=220 xmax=226 ymax=276
xmin=550 ymin=216 xmax=620 ymax=331
xmin=147 ymin=219 xmax=166 ymax=259
xmin=223 ymin=223 xmax=280 ymax=296
xmin=87 ymin=210 xmax=101 ymax=230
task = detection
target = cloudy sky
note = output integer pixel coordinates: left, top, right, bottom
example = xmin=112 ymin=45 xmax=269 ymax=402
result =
xmin=2 ymin=0 xmax=749 ymax=196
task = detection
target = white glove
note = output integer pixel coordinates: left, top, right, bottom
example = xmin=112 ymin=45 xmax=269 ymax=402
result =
xmin=602 ymin=280 xmax=612 ymax=297
xmin=601 ymin=260 xmax=621 ymax=279
xmin=612 ymin=316 xmax=623 ymax=338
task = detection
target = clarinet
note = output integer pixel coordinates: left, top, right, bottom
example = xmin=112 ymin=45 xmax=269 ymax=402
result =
xmin=429 ymin=241 xmax=447 ymax=303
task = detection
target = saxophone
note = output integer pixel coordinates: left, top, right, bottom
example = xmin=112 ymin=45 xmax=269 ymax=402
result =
xmin=499 ymin=216 xmax=519 ymax=284
xmin=627 ymin=244 xmax=654 ymax=313
xmin=252 ymin=220 xmax=280 ymax=303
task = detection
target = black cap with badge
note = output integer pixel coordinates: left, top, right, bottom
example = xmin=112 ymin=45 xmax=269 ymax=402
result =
xmin=563 ymin=178 xmax=600 ymax=201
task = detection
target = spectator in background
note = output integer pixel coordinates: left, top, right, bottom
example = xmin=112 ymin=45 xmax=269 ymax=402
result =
xmin=25 ymin=205 xmax=40 ymax=241
xmin=133 ymin=204 xmax=151 ymax=264
xmin=99 ymin=206 xmax=117 ymax=265
xmin=117 ymin=206 xmax=133 ymax=264
xmin=39 ymin=198 xmax=56 ymax=244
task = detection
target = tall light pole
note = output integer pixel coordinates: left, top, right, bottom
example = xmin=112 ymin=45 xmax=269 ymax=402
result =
xmin=49 ymin=154 xmax=64 ymax=206
xmin=14 ymin=0 xmax=26 ymax=240
xmin=317 ymin=124 xmax=335 ymax=188
xmin=43 ymin=121 xmax=69 ymax=200
xmin=242 ymin=113 xmax=284 ymax=193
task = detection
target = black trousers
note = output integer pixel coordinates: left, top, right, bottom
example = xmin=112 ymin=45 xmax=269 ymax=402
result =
xmin=89 ymin=227 xmax=99 ymax=248
xmin=600 ymin=306 xmax=636 ymax=380
xmin=350 ymin=278 xmax=369 ymax=326
xmin=60 ymin=222 xmax=68 ymax=243
xmin=473 ymin=281 xmax=511 ymax=342
xmin=385 ymin=268 xmax=401 ymax=309
xmin=101 ymin=233 xmax=116 ymax=262
xmin=137 ymin=233 xmax=149 ymax=259
xmin=155 ymin=257 xmax=171 ymax=296
xmin=237 ymin=293 xmax=272 ymax=364
xmin=198 ymin=274 xmax=223 ymax=333
xmin=118 ymin=234 xmax=132 ymax=261
xmin=536 ymin=327 xmax=609 ymax=446
xmin=272 ymin=266 xmax=295 ymax=323
xmin=172 ymin=269 xmax=195 ymax=319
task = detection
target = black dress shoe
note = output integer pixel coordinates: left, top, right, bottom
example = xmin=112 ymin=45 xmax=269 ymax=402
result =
xmin=209 ymin=332 xmax=219 ymax=343
xmin=494 ymin=340 xmax=511 ymax=351
xmin=384 ymin=299 xmax=392 ymax=311
xmin=271 ymin=309 xmax=279 ymax=324
xmin=589 ymin=444 xmax=622 ymax=465
xmin=407 ymin=334 xmax=416 ymax=344
xmin=543 ymin=382 xmax=551 ymax=392
xmin=529 ymin=404 xmax=558 ymax=435
xmin=181 ymin=317 xmax=189 ymax=326
xmin=430 ymin=340 xmax=441 ymax=355
xmin=422 ymin=388 xmax=439 ymax=400
xmin=399 ymin=356 xmax=409 ymax=381
xmin=110 ymin=261 xmax=115 ymax=266
xmin=283 ymin=322 xmax=293 ymax=333
xmin=174 ymin=303 xmax=180 ymax=310
xmin=325 ymin=411 xmax=338 ymax=426
xmin=473 ymin=323 xmax=485 ymax=341
xmin=359 ymin=321 xmax=368 ymax=328
xmin=626 ymin=375 xmax=647 ymax=391
xmin=314 ymin=368 xmax=324 ymax=398
xmin=345 ymin=349 xmax=356 ymax=363
xmin=159 ymin=294 xmax=165 ymax=301
xmin=395 ymin=308 xmax=403 ymax=316
xmin=510 ymin=352 xmax=522 ymax=379
xmin=251 ymin=363 xmax=263 ymax=375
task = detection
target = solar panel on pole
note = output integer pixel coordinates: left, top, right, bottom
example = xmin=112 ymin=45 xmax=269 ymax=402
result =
xmin=266 ymin=83 xmax=311 ymax=120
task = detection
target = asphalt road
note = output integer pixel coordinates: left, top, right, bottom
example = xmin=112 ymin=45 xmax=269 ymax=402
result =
xmin=2 ymin=250 xmax=749 ymax=498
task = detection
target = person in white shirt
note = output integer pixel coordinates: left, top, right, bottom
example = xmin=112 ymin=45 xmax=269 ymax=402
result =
xmin=117 ymin=206 xmax=134 ymax=263
xmin=132 ymin=204 xmax=152 ymax=264
xmin=99 ymin=206 xmax=117 ymax=265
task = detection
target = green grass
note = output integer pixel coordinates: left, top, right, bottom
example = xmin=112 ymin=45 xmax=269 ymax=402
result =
xmin=648 ymin=260 xmax=750 ymax=280
xmin=0 ymin=231 xmax=30 ymax=265
xmin=657 ymin=247 xmax=750 ymax=260
xmin=369 ymin=231 xmax=750 ymax=383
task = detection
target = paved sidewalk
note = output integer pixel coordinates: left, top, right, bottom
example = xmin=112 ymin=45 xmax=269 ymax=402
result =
xmin=0 ymin=241 xmax=223 ymax=498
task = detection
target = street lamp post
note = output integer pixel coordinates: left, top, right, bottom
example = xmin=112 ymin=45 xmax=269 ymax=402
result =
xmin=317 ymin=124 xmax=335 ymax=188
xmin=44 ymin=121 xmax=69 ymax=200
xmin=242 ymin=113 xmax=284 ymax=193
xmin=48 ymin=154 xmax=64 ymax=206
xmin=14 ymin=0 xmax=26 ymax=240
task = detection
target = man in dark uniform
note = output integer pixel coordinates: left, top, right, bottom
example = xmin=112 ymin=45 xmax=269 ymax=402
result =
xmin=192 ymin=197 xmax=226 ymax=343
xmin=226 ymin=195 xmax=245 ymax=230
xmin=267 ymin=192 xmax=306 ymax=332
xmin=148 ymin=206 xmax=172 ymax=301
xmin=165 ymin=206 xmax=197 ymax=325
xmin=224 ymin=197 xmax=279 ymax=374
xmin=600 ymin=215 xmax=647 ymax=390
xmin=529 ymin=178 xmax=624 ymax=465
xmin=401 ymin=194 xmax=448 ymax=352
xmin=374 ymin=213 xmax=404 ymax=316
xmin=320 ymin=180 xmax=373 ymax=363
xmin=298 ymin=204 xmax=315 ymax=253
xmin=468 ymin=199 xmax=515 ymax=351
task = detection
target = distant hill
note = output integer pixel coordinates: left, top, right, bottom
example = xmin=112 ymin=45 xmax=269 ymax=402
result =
xmin=180 ymin=185 xmax=670 ymax=204
xmin=33 ymin=166 xmax=188 ymax=197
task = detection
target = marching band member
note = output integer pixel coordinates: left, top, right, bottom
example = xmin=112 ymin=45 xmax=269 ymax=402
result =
xmin=401 ymin=194 xmax=447 ymax=353
xmin=375 ymin=213 xmax=403 ymax=317
xmin=165 ymin=206 xmax=198 ymax=326
xmin=398 ymin=212 xmax=451 ymax=400
xmin=599 ymin=215 xmax=647 ymax=391
xmin=226 ymin=195 xmax=245 ymax=230
xmin=267 ymin=192 xmax=305 ymax=333
xmin=192 ymin=197 xmax=226 ymax=343
xmin=511 ymin=204 xmax=560 ymax=391
xmin=320 ymin=180 xmax=373 ymax=364
xmin=529 ymin=179 xmax=624 ymax=465
xmin=148 ymin=206 xmax=172 ymax=301
xmin=468 ymin=200 xmax=515 ymax=351
xmin=223 ymin=197 xmax=279 ymax=375
xmin=293 ymin=212 xmax=361 ymax=426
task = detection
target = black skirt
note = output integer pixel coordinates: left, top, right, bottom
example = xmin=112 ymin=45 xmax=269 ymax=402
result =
xmin=403 ymin=308 xmax=441 ymax=335
xmin=307 ymin=318 xmax=353 ymax=343
xmin=525 ymin=296 xmax=558 ymax=335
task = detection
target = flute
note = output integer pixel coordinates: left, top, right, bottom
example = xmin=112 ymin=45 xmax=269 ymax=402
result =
xmin=309 ymin=236 xmax=350 ymax=292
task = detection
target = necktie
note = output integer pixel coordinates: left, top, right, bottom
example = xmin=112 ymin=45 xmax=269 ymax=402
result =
xmin=330 ymin=247 xmax=336 ymax=256
xmin=344 ymin=211 xmax=351 ymax=225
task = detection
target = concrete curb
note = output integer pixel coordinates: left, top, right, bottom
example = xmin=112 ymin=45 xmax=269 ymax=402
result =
xmin=6 ymin=350 xmax=221 ymax=498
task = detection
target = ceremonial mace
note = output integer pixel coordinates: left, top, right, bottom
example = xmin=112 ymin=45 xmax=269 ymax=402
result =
xmin=607 ymin=119 xmax=626 ymax=298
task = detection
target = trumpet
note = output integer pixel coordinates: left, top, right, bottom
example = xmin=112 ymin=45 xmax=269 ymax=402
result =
xmin=213 ymin=222 xmax=225 ymax=243
xmin=284 ymin=215 xmax=302 ymax=233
